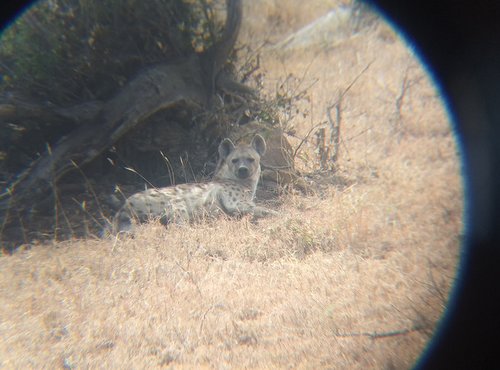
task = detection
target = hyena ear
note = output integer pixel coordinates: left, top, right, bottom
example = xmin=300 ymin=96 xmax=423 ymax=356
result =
xmin=219 ymin=138 xmax=235 ymax=159
xmin=251 ymin=134 xmax=266 ymax=157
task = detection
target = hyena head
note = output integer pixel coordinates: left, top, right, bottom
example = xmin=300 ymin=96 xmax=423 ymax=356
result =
xmin=215 ymin=134 xmax=266 ymax=193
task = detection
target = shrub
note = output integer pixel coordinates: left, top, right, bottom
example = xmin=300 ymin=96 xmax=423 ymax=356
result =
xmin=0 ymin=0 xmax=220 ymax=105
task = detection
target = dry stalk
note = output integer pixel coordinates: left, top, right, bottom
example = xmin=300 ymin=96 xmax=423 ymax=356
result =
xmin=393 ymin=64 xmax=425 ymax=132
xmin=49 ymin=145 xmax=74 ymax=240
xmin=426 ymin=258 xmax=448 ymax=305
xmin=317 ymin=91 xmax=343 ymax=170
xmin=123 ymin=166 xmax=157 ymax=190
xmin=160 ymin=151 xmax=177 ymax=186
xmin=293 ymin=60 xmax=374 ymax=163
xmin=334 ymin=324 xmax=426 ymax=339
xmin=70 ymin=160 xmax=107 ymax=219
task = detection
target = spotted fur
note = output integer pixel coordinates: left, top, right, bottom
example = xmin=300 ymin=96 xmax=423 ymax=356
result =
xmin=110 ymin=134 xmax=276 ymax=233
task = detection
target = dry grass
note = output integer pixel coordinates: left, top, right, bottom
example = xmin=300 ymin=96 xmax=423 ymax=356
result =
xmin=0 ymin=1 xmax=463 ymax=368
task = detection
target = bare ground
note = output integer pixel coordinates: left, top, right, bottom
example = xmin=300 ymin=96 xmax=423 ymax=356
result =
xmin=0 ymin=1 xmax=463 ymax=368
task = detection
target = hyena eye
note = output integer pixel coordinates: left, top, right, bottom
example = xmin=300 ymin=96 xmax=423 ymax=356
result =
xmin=247 ymin=157 xmax=255 ymax=163
xmin=231 ymin=158 xmax=238 ymax=164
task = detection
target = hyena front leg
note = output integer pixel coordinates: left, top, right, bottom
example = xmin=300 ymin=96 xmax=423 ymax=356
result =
xmin=220 ymin=196 xmax=277 ymax=220
xmin=251 ymin=205 xmax=279 ymax=219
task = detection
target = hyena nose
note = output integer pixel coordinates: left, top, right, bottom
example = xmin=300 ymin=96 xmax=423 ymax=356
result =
xmin=237 ymin=166 xmax=249 ymax=179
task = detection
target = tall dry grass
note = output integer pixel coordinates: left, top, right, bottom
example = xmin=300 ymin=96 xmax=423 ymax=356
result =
xmin=0 ymin=1 xmax=463 ymax=368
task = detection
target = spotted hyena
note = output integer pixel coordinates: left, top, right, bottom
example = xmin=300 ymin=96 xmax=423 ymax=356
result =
xmin=110 ymin=134 xmax=276 ymax=233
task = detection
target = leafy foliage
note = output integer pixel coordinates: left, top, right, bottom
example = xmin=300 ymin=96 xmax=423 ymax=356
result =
xmin=0 ymin=0 xmax=219 ymax=105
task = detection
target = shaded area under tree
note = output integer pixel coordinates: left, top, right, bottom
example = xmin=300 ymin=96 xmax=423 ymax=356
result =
xmin=0 ymin=0 xmax=303 ymax=250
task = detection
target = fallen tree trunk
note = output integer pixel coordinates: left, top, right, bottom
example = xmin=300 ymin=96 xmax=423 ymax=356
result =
xmin=0 ymin=99 xmax=103 ymax=124
xmin=0 ymin=59 xmax=206 ymax=212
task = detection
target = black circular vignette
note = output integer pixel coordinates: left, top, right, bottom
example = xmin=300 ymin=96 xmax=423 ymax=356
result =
xmin=368 ymin=1 xmax=500 ymax=368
